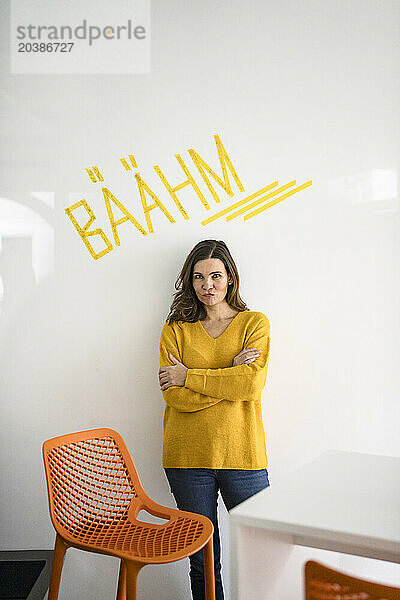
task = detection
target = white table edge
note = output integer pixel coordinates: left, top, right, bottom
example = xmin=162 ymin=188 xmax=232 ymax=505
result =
xmin=229 ymin=514 xmax=400 ymax=564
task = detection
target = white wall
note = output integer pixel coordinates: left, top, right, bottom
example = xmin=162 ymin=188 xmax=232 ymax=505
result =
xmin=1 ymin=0 xmax=399 ymax=598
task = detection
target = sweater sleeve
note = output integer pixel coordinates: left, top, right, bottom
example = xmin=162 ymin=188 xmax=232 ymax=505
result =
xmin=184 ymin=315 xmax=271 ymax=402
xmin=159 ymin=321 xmax=223 ymax=413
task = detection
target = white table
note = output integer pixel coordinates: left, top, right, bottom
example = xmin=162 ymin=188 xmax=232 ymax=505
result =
xmin=229 ymin=450 xmax=400 ymax=600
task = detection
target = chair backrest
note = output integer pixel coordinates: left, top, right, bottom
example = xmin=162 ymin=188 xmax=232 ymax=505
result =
xmin=305 ymin=560 xmax=400 ymax=600
xmin=42 ymin=428 xmax=146 ymax=543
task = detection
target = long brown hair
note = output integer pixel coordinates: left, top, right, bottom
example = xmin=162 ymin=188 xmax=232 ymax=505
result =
xmin=165 ymin=239 xmax=249 ymax=324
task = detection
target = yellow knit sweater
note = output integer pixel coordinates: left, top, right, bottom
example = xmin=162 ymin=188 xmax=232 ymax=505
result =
xmin=159 ymin=310 xmax=271 ymax=469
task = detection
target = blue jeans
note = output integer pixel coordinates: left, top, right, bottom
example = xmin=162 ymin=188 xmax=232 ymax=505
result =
xmin=164 ymin=467 xmax=270 ymax=600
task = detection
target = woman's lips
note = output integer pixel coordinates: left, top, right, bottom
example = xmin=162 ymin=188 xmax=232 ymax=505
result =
xmin=203 ymin=294 xmax=214 ymax=296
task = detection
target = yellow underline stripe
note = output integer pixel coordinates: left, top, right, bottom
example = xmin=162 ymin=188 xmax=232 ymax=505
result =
xmin=201 ymin=182 xmax=279 ymax=225
xmin=243 ymin=180 xmax=313 ymax=221
xmin=226 ymin=181 xmax=297 ymax=221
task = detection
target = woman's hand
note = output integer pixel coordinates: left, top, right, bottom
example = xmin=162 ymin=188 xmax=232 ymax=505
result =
xmin=159 ymin=354 xmax=188 ymax=390
xmin=232 ymin=347 xmax=261 ymax=366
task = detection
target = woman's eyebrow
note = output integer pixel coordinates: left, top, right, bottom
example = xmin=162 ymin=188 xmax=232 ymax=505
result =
xmin=193 ymin=270 xmax=223 ymax=275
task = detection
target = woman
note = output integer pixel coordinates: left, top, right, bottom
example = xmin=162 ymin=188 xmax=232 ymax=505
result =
xmin=158 ymin=239 xmax=271 ymax=600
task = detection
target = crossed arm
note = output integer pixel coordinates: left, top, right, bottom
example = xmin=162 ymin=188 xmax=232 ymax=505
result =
xmin=159 ymin=323 xmax=222 ymax=412
xmin=159 ymin=316 xmax=271 ymax=413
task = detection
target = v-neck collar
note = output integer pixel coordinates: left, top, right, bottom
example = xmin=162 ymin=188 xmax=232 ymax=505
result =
xmin=197 ymin=311 xmax=243 ymax=341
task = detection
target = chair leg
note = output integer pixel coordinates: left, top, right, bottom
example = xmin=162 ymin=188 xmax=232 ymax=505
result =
xmin=116 ymin=560 xmax=127 ymax=600
xmin=48 ymin=534 xmax=68 ymax=600
xmin=125 ymin=561 xmax=143 ymax=600
xmin=204 ymin=536 xmax=216 ymax=600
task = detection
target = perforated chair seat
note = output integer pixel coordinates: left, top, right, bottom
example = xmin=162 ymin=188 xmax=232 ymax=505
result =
xmin=53 ymin=512 xmax=207 ymax=563
xmin=43 ymin=429 xmax=216 ymax=599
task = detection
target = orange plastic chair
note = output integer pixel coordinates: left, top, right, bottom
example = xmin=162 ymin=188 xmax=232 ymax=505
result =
xmin=42 ymin=428 xmax=216 ymax=600
xmin=304 ymin=559 xmax=400 ymax=600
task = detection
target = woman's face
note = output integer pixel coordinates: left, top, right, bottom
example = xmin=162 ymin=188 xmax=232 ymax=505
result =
xmin=192 ymin=258 xmax=233 ymax=307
